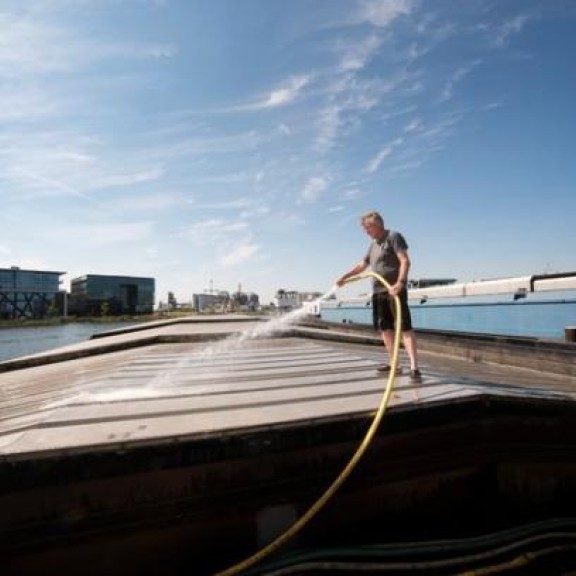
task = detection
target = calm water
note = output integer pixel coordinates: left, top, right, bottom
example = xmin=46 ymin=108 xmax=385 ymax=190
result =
xmin=0 ymin=322 xmax=137 ymax=362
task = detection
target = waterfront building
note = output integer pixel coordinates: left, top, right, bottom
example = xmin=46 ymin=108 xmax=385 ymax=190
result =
xmin=70 ymin=274 xmax=155 ymax=316
xmin=0 ymin=266 xmax=65 ymax=319
xmin=273 ymin=289 xmax=300 ymax=312
xmin=231 ymin=290 xmax=259 ymax=311
xmin=274 ymin=290 xmax=324 ymax=312
xmin=192 ymin=291 xmax=230 ymax=313
xmin=192 ymin=290 xmax=260 ymax=313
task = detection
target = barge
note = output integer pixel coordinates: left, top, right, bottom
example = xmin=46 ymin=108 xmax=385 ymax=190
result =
xmin=319 ymin=271 xmax=576 ymax=341
xmin=1 ymin=316 xmax=575 ymax=575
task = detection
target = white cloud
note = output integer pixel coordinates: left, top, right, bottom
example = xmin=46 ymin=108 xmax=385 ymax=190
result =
xmin=339 ymin=35 xmax=382 ymax=72
xmin=315 ymin=69 xmax=421 ymax=152
xmin=299 ymin=176 xmax=329 ymax=203
xmin=265 ymin=75 xmax=310 ymax=107
xmin=221 ymin=242 xmax=260 ymax=266
xmin=0 ymin=10 xmax=175 ymax=79
xmin=177 ymin=219 xmax=250 ymax=247
xmin=111 ymin=193 xmax=181 ymax=212
xmin=213 ymin=76 xmax=312 ymax=114
xmin=365 ymin=137 xmax=404 ymax=173
xmin=493 ymin=15 xmax=533 ymax=47
xmin=404 ymin=118 xmax=423 ymax=133
xmin=358 ymin=0 xmax=417 ymax=28
xmin=110 ymin=42 xmax=177 ymax=60
xmin=0 ymin=13 xmax=73 ymax=77
xmin=342 ymin=188 xmax=361 ymax=200
xmin=40 ymin=220 xmax=155 ymax=246
xmin=226 ymin=75 xmax=312 ymax=112
xmin=239 ymin=205 xmax=270 ymax=220
xmin=5 ymin=166 xmax=109 ymax=209
xmin=439 ymin=59 xmax=482 ymax=103
xmin=96 ymin=167 xmax=165 ymax=189
xmin=0 ymin=84 xmax=60 ymax=121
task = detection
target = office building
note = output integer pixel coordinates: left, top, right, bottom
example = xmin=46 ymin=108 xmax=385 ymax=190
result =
xmin=0 ymin=266 xmax=65 ymax=319
xmin=70 ymin=274 xmax=155 ymax=316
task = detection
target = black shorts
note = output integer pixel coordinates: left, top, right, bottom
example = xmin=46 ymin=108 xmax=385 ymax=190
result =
xmin=372 ymin=290 xmax=413 ymax=332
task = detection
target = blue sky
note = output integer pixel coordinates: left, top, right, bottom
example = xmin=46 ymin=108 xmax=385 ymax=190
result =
xmin=1 ymin=0 xmax=575 ymax=305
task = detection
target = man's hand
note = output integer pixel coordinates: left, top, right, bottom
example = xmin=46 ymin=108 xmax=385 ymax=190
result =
xmin=390 ymin=281 xmax=404 ymax=296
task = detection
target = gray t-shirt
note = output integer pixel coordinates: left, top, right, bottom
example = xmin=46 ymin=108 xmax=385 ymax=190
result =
xmin=363 ymin=230 xmax=408 ymax=293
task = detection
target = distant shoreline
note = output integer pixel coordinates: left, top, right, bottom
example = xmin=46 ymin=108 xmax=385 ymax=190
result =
xmin=0 ymin=313 xmax=180 ymax=329
xmin=0 ymin=310 xmax=273 ymax=330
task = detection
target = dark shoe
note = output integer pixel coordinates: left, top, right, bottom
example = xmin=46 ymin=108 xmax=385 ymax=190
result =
xmin=377 ymin=364 xmax=402 ymax=374
xmin=409 ymin=369 xmax=422 ymax=381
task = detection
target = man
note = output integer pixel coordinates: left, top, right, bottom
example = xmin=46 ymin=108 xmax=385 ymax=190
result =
xmin=337 ymin=211 xmax=421 ymax=380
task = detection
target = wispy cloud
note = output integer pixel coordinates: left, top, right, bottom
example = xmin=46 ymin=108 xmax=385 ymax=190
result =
xmin=6 ymin=166 xmax=110 ymax=209
xmin=177 ymin=219 xmax=250 ymax=248
xmin=0 ymin=131 xmax=157 ymax=203
xmin=0 ymin=0 xmax=553 ymax=303
xmin=0 ymin=9 xmax=175 ymax=78
xmin=314 ymin=40 xmax=422 ymax=152
xmin=39 ymin=220 xmax=155 ymax=246
xmin=96 ymin=167 xmax=165 ymax=189
xmin=214 ymin=75 xmax=312 ymax=113
xmin=221 ymin=242 xmax=260 ymax=266
xmin=0 ymin=12 xmax=75 ymax=77
xmin=365 ymin=137 xmax=404 ymax=173
xmin=339 ymin=35 xmax=382 ymax=72
xmin=299 ymin=176 xmax=329 ymax=203
xmin=493 ymin=15 xmax=534 ymax=47
xmin=439 ymin=59 xmax=482 ymax=102
xmin=263 ymin=75 xmax=311 ymax=108
xmin=355 ymin=0 xmax=417 ymax=28
xmin=110 ymin=192 xmax=182 ymax=213
xmin=404 ymin=117 xmax=423 ymax=133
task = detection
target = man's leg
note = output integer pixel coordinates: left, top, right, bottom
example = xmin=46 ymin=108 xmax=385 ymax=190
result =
xmin=381 ymin=329 xmax=395 ymax=361
xmin=382 ymin=328 xmax=421 ymax=379
xmin=401 ymin=330 xmax=419 ymax=370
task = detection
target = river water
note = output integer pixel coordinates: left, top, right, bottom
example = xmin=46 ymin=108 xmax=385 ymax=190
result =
xmin=0 ymin=322 xmax=137 ymax=362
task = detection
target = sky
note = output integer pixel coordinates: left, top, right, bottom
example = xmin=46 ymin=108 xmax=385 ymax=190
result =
xmin=1 ymin=0 xmax=575 ymax=306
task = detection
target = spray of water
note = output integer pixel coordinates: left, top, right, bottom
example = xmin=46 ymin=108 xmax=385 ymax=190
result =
xmin=195 ymin=284 xmax=338 ymax=359
xmin=148 ymin=284 xmax=339 ymax=386
xmin=62 ymin=285 xmax=340 ymax=403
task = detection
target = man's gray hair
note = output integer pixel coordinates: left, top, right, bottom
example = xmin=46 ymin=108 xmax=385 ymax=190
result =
xmin=361 ymin=211 xmax=384 ymax=228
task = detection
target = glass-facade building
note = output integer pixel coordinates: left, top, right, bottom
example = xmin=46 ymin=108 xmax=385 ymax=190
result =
xmin=70 ymin=274 xmax=155 ymax=315
xmin=0 ymin=267 xmax=65 ymax=319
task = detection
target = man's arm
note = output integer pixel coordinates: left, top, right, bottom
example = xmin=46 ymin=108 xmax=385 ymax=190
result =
xmin=391 ymin=250 xmax=410 ymax=295
xmin=337 ymin=260 xmax=369 ymax=287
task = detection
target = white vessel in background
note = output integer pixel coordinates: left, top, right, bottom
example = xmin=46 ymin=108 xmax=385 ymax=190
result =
xmin=319 ymin=271 xmax=576 ymax=340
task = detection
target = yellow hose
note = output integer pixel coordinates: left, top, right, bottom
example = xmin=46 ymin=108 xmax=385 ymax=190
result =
xmin=215 ymin=271 xmax=402 ymax=576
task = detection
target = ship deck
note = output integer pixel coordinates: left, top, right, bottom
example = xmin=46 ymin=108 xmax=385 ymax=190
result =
xmin=1 ymin=316 xmax=574 ymax=459
xmin=1 ymin=316 xmax=576 ymax=575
